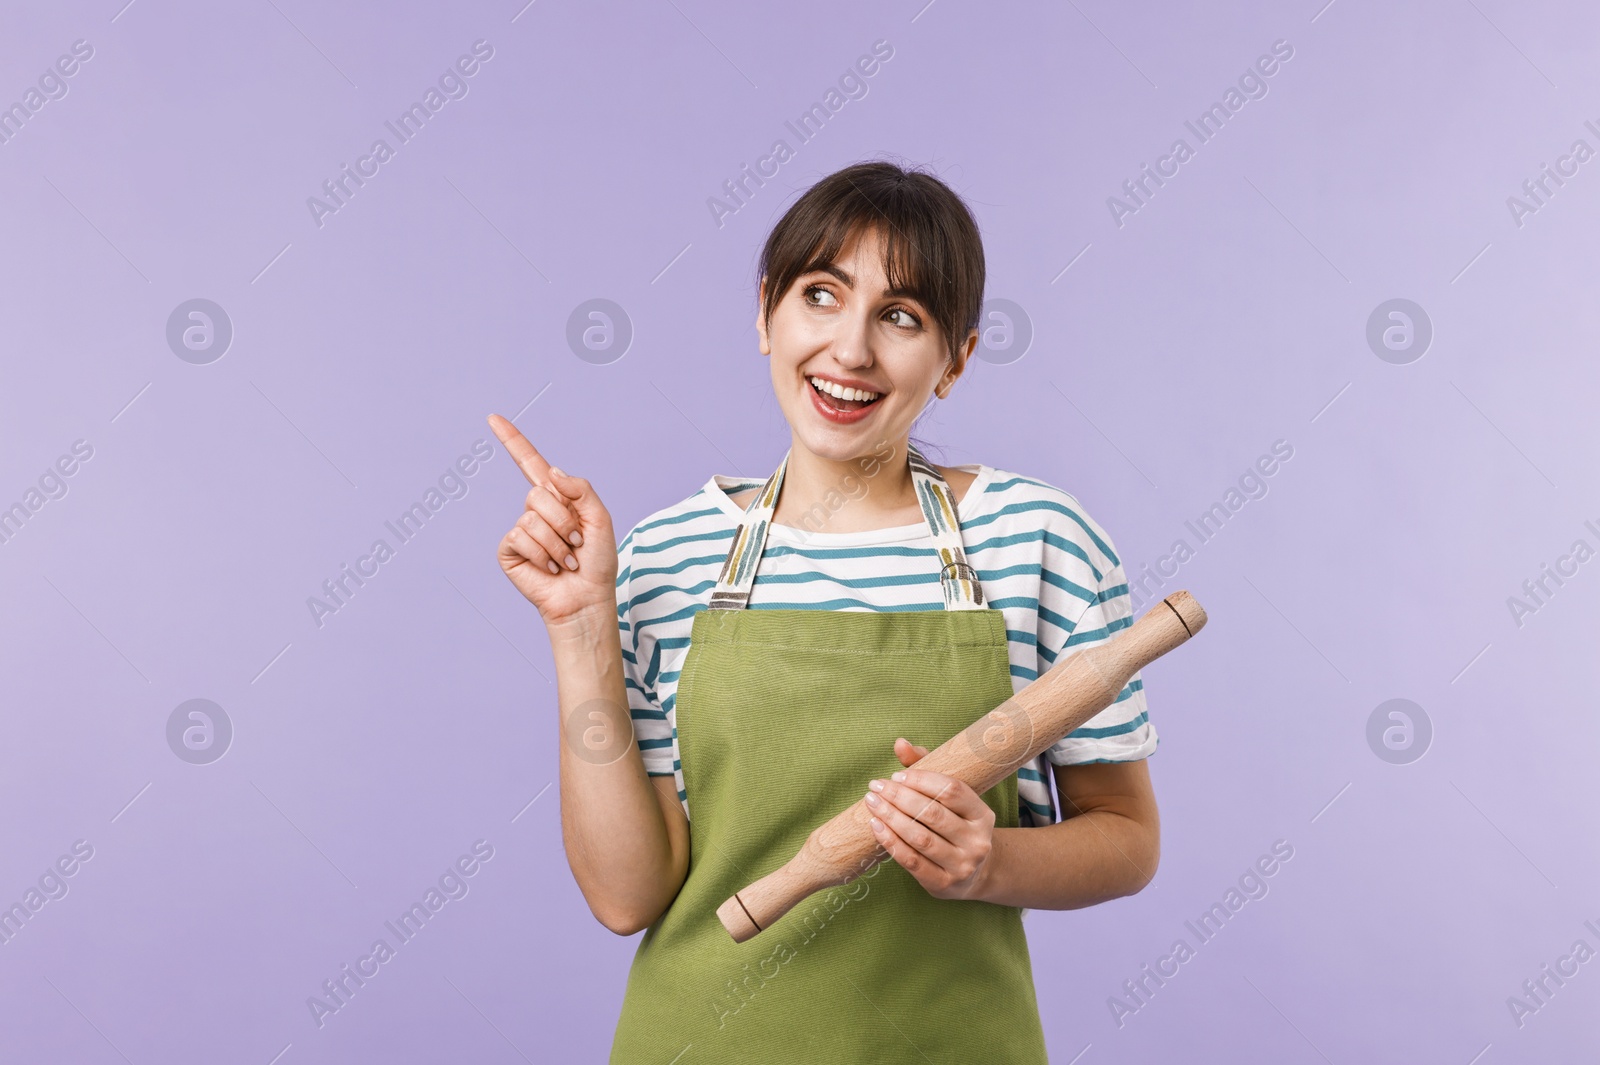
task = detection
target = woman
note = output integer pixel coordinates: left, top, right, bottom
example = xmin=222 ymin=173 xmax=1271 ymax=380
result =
xmin=489 ymin=160 xmax=1160 ymax=1062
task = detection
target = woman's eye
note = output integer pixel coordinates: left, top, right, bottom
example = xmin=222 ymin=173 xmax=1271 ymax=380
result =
xmin=803 ymin=285 xmax=837 ymax=307
xmin=886 ymin=307 xmax=921 ymax=328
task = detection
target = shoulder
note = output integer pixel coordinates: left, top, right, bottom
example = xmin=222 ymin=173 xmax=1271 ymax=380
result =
xmin=618 ymin=481 xmax=737 ymax=557
xmin=972 ymin=465 xmax=1124 ymax=579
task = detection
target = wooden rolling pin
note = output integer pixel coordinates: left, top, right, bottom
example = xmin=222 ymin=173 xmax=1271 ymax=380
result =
xmin=716 ymin=590 xmax=1207 ymax=942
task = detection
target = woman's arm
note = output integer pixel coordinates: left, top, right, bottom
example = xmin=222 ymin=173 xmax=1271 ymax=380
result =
xmin=486 ymin=414 xmax=691 ymax=935
xmin=973 ymin=759 xmax=1160 ymax=909
xmin=548 ymin=604 xmax=690 ymax=935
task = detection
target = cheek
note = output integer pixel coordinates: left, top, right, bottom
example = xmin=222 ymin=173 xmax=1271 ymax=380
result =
xmin=765 ymin=310 xmax=813 ymax=356
xmin=884 ymin=360 xmax=942 ymax=401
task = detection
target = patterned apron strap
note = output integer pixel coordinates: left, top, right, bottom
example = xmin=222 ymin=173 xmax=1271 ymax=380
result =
xmin=708 ymin=443 xmax=985 ymax=611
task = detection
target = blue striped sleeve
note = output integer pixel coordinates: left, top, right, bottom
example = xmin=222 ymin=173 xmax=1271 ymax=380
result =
xmin=1039 ymin=520 xmax=1158 ymax=766
xmin=617 ymin=529 xmax=676 ymax=776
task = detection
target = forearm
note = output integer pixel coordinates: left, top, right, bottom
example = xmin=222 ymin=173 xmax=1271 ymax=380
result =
xmin=548 ymin=606 xmax=687 ymax=934
xmin=974 ymin=809 xmax=1158 ymax=910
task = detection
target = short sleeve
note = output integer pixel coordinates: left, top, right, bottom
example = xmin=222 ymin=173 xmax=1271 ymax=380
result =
xmin=1039 ymin=521 xmax=1158 ymax=765
xmin=616 ymin=531 xmax=676 ymax=777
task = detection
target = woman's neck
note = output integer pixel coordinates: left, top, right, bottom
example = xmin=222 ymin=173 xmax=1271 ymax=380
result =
xmin=771 ymin=437 xmax=919 ymax=536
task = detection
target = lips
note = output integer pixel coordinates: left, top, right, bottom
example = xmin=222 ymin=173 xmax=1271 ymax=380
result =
xmin=807 ymin=376 xmax=882 ymax=424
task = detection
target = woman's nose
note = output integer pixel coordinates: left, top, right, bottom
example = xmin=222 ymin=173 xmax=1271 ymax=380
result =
xmin=830 ymin=314 xmax=875 ymax=366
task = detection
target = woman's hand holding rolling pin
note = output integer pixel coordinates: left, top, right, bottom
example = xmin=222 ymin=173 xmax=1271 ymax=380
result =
xmin=862 ymin=737 xmax=997 ymax=902
xmin=487 ymin=414 xmax=617 ymax=630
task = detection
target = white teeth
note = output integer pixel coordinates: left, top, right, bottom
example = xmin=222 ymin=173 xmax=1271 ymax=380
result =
xmin=809 ymin=375 xmax=880 ymax=402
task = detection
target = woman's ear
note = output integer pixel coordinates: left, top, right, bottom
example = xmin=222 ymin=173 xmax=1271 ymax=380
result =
xmin=936 ymin=329 xmax=979 ymax=397
xmin=755 ymin=277 xmax=771 ymax=356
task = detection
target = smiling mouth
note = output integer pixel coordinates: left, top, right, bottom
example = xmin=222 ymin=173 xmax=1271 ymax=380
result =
xmin=808 ymin=375 xmax=883 ymax=413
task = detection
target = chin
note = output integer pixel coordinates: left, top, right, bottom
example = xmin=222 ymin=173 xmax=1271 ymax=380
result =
xmin=791 ymin=423 xmax=900 ymax=464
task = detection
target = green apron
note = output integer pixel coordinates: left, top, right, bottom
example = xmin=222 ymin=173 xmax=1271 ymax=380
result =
xmin=611 ymin=445 xmax=1049 ymax=1063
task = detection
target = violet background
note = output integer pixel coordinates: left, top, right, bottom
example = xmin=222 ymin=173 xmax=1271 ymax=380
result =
xmin=2 ymin=1 xmax=1597 ymax=1062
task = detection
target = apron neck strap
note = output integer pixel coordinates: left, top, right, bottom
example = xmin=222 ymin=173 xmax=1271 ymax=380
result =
xmin=707 ymin=443 xmax=985 ymax=611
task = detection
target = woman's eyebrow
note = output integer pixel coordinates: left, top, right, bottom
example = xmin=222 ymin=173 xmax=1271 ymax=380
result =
xmin=801 ymin=262 xmax=921 ymax=300
xmin=802 ymin=261 xmax=855 ymax=286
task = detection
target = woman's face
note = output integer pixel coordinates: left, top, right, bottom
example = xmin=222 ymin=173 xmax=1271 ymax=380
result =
xmin=756 ymin=225 xmax=975 ymax=464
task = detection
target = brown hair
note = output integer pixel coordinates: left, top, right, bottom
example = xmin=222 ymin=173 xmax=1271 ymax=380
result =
xmin=757 ymin=160 xmax=986 ymax=370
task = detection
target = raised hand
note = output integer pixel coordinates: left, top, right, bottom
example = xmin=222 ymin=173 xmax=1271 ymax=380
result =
xmin=487 ymin=413 xmax=617 ymax=628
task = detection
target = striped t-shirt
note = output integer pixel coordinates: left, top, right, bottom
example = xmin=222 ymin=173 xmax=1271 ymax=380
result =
xmin=614 ymin=461 xmax=1156 ymax=827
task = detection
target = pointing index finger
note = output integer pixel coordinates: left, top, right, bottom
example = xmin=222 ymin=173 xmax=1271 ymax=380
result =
xmin=487 ymin=413 xmax=553 ymax=487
